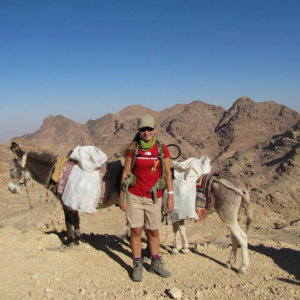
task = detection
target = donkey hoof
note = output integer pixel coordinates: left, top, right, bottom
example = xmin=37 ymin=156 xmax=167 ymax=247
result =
xmin=237 ymin=268 xmax=246 ymax=275
xmin=171 ymin=249 xmax=179 ymax=255
xmin=67 ymin=241 xmax=79 ymax=247
xmin=224 ymin=262 xmax=232 ymax=269
xmin=180 ymin=248 xmax=189 ymax=254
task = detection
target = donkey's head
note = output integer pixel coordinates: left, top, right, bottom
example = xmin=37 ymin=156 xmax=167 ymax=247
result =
xmin=9 ymin=142 xmax=57 ymax=193
xmin=9 ymin=142 xmax=27 ymax=193
xmin=10 ymin=142 xmax=26 ymax=180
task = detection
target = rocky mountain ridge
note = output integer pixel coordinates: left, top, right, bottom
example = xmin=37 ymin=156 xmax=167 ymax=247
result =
xmin=2 ymin=96 xmax=299 ymax=227
xmin=14 ymin=97 xmax=300 ymax=162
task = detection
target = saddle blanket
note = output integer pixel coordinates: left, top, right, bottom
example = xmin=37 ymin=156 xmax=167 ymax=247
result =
xmin=99 ymin=160 xmax=121 ymax=204
xmin=196 ymin=172 xmax=218 ymax=220
xmin=196 ymin=175 xmax=207 ymax=209
xmin=57 ymin=160 xmax=121 ymax=205
xmin=57 ymin=160 xmax=75 ymax=194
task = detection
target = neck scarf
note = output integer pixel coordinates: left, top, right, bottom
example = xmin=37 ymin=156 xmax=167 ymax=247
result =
xmin=140 ymin=136 xmax=156 ymax=151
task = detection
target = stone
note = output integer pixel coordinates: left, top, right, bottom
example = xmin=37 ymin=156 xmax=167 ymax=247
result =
xmin=168 ymin=287 xmax=183 ymax=299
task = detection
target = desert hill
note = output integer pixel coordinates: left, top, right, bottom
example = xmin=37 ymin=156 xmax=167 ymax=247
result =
xmin=13 ymin=97 xmax=300 ymax=161
xmin=22 ymin=115 xmax=93 ymax=155
xmin=216 ymin=117 xmax=300 ymax=225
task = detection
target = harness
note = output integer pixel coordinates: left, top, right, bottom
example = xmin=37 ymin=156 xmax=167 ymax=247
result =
xmin=123 ymin=141 xmax=166 ymax=203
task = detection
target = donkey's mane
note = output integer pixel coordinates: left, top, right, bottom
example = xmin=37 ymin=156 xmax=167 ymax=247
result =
xmin=28 ymin=151 xmax=57 ymax=162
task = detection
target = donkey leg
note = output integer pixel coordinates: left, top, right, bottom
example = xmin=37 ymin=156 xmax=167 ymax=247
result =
xmin=226 ymin=223 xmax=249 ymax=274
xmin=63 ymin=205 xmax=76 ymax=245
xmin=179 ymin=221 xmax=189 ymax=253
xmin=74 ymin=210 xmax=81 ymax=244
xmin=225 ymin=232 xmax=238 ymax=269
xmin=237 ymin=227 xmax=249 ymax=275
xmin=171 ymin=221 xmax=181 ymax=255
xmin=65 ymin=222 xmax=75 ymax=245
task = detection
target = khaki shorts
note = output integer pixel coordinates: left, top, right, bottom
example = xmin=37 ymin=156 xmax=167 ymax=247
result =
xmin=126 ymin=192 xmax=162 ymax=230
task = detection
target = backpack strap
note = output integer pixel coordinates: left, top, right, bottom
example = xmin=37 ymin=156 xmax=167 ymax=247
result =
xmin=149 ymin=141 xmax=166 ymax=203
xmin=131 ymin=144 xmax=139 ymax=170
xmin=157 ymin=141 xmax=165 ymax=178
xmin=122 ymin=171 xmax=136 ymax=203
xmin=122 ymin=145 xmax=139 ymax=203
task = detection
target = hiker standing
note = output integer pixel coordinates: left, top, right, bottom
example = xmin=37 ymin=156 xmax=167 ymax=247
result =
xmin=119 ymin=114 xmax=174 ymax=282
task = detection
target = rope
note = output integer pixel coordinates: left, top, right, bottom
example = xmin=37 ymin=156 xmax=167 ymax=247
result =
xmin=24 ymin=180 xmax=33 ymax=213
xmin=161 ymin=212 xmax=169 ymax=225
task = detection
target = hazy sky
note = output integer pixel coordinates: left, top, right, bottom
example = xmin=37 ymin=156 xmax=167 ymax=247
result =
xmin=1 ymin=0 xmax=300 ymax=143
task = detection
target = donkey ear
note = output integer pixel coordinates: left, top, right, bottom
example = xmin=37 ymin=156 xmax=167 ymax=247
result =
xmin=10 ymin=142 xmax=22 ymax=159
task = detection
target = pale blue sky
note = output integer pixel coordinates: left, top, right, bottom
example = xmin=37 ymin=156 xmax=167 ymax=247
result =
xmin=1 ymin=0 xmax=299 ymax=143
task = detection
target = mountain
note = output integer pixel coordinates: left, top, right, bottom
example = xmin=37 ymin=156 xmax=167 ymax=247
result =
xmin=215 ymin=117 xmax=300 ymax=224
xmin=21 ymin=115 xmax=93 ymax=154
xmin=2 ymin=96 xmax=300 ymax=227
xmin=14 ymin=97 xmax=300 ymax=161
xmin=215 ymin=97 xmax=300 ymax=158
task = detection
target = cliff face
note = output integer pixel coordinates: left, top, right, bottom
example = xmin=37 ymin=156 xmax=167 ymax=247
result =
xmin=215 ymin=97 xmax=300 ymax=158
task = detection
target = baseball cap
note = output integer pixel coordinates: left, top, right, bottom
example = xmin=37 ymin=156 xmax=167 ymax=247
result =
xmin=137 ymin=115 xmax=155 ymax=129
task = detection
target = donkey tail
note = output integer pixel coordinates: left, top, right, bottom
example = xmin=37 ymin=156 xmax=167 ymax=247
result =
xmin=243 ymin=189 xmax=252 ymax=234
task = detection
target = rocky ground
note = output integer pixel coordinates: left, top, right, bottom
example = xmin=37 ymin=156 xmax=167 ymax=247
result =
xmin=1 ymin=181 xmax=300 ymax=300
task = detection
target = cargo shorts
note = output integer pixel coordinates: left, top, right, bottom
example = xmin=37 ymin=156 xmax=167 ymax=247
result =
xmin=126 ymin=191 xmax=162 ymax=230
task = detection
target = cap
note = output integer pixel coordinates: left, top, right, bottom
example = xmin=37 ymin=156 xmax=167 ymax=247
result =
xmin=137 ymin=115 xmax=155 ymax=129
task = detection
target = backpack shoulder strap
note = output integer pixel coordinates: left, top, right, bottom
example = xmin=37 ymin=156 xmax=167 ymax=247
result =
xmin=156 ymin=140 xmax=165 ymax=177
xmin=131 ymin=144 xmax=139 ymax=170
xmin=156 ymin=140 xmax=164 ymax=158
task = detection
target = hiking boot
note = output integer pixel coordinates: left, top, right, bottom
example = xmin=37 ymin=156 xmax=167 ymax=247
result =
xmin=132 ymin=260 xmax=143 ymax=282
xmin=149 ymin=256 xmax=171 ymax=278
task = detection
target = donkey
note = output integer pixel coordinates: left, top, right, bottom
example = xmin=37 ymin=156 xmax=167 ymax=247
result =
xmin=9 ymin=142 xmax=121 ymax=245
xmin=170 ymin=175 xmax=252 ymax=274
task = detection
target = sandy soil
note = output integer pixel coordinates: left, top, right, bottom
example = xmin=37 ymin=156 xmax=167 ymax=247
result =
xmin=1 ymin=182 xmax=300 ymax=300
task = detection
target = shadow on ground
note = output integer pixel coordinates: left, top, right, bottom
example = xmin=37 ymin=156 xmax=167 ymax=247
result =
xmin=249 ymin=243 xmax=300 ymax=284
xmin=45 ymin=230 xmax=134 ymax=275
xmin=189 ymin=247 xmax=240 ymax=273
xmin=45 ymin=230 xmax=153 ymax=276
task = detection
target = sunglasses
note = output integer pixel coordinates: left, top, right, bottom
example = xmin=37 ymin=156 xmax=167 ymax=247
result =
xmin=139 ymin=127 xmax=154 ymax=132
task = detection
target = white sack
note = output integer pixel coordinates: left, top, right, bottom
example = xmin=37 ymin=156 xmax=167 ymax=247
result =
xmin=172 ymin=156 xmax=211 ymax=181
xmin=62 ymin=145 xmax=108 ymax=214
xmin=70 ymin=145 xmax=108 ymax=172
xmin=62 ymin=165 xmax=100 ymax=213
xmin=167 ymin=156 xmax=211 ymax=220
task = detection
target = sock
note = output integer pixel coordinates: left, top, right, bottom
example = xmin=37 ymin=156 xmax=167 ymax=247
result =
xmin=151 ymin=254 xmax=160 ymax=259
xmin=133 ymin=257 xmax=142 ymax=262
